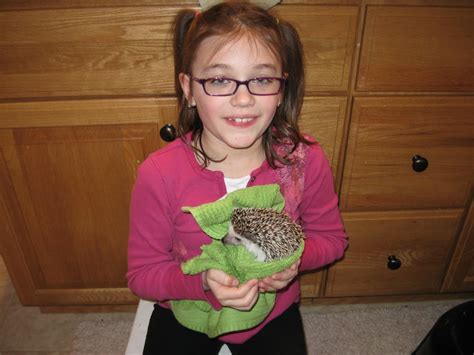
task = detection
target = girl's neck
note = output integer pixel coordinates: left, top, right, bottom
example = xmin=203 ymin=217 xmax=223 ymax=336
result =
xmin=195 ymin=135 xmax=266 ymax=179
xmin=208 ymin=149 xmax=265 ymax=178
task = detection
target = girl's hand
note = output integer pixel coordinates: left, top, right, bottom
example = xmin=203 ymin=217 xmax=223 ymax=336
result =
xmin=202 ymin=269 xmax=259 ymax=311
xmin=258 ymin=259 xmax=301 ymax=293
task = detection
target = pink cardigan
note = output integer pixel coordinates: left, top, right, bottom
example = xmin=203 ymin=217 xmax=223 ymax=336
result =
xmin=127 ymin=135 xmax=347 ymax=344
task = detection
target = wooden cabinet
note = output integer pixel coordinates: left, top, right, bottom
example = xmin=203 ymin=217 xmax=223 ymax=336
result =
xmin=0 ymin=1 xmax=473 ymax=307
xmin=328 ymin=2 xmax=474 ymax=301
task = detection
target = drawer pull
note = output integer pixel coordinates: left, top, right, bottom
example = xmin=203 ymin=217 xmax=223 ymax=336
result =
xmin=387 ymin=255 xmax=401 ymax=270
xmin=412 ymin=155 xmax=428 ymax=172
xmin=160 ymin=123 xmax=177 ymax=142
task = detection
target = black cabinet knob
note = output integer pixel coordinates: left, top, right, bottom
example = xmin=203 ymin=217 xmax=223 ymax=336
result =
xmin=412 ymin=155 xmax=428 ymax=172
xmin=160 ymin=123 xmax=177 ymax=142
xmin=387 ymin=255 xmax=401 ymax=270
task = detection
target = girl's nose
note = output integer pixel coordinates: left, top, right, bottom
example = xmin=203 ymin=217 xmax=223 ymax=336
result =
xmin=230 ymin=84 xmax=255 ymax=107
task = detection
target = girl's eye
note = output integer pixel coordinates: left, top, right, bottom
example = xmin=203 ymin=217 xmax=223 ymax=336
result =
xmin=208 ymin=78 xmax=231 ymax=86
xmin=252 ymin=77 xmax=274 ymax=85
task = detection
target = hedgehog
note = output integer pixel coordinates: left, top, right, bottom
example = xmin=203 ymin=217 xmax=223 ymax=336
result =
xmin=223 ymin=207 xmax=304 ymax=262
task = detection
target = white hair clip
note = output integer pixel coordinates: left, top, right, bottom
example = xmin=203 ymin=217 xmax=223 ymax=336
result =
xmin=199 ymin=0 xmax=281 ymax=11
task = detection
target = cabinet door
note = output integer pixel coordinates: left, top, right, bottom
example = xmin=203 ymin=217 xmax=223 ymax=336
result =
xmin=341 ymin=97 xmax=474 ymax=211
xmin=300 ymin=271 xmax=323 ymax=299
xmin=300 ymin=97 xmax=347 ymax=175
xmin=272 ymin=5 xmax=358 ymax=93
xmin=442 ymin=198 xmax=474 ymax=293
xmin=357 ymin=6 xmax=474 ymax=92
xmin=0 ymin=98 xmax=176 ymax=306
xmin=325 ymin=210 xmax=462 ymax=297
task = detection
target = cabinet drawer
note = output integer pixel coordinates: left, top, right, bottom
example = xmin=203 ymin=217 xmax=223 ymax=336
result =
xmin=325 ymin=210 xmax=462 ymax=297
xmin=341 ymin=97 xmax=474 ymax=211
xmin=271 ymin=5 xmax=358 ymax=93
xmin=357 ymin=6 xmax=474 ymax=92
xmin=0 ymin=6 xmax=180 ymax=99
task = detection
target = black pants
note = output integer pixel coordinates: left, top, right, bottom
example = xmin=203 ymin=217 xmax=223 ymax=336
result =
xmin=143 ymin=303 xmax=307 ymax=355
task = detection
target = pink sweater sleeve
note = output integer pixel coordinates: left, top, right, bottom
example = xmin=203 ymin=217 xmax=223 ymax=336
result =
xmin=126 ymin=158 xmax=221 ymax=308
xmin=299 ymin=145 xmax=348 ymax=271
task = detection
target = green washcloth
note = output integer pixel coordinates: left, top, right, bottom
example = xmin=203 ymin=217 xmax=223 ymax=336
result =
xmin=171 ymin=184 xmax=304 ymax=338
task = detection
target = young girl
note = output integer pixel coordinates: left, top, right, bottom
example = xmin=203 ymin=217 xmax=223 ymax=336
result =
xmin=127 ymin=2 xmax=347 ymax=354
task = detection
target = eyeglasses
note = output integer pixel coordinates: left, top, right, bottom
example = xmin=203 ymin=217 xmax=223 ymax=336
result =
xmin=188 ymin=74 xmax=287 ymax=96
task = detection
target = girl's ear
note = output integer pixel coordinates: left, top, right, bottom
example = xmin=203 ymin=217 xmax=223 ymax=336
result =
xmin=179 ymin=73 xmax=195 ymax=107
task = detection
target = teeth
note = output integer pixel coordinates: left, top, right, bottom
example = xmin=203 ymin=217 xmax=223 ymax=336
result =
xmin=232 ymin=117 xmax=253 ymax=123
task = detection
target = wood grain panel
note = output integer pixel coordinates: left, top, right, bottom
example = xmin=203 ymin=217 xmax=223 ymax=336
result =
xmin=299 ymin=97 xmax=347 ymax=174
xmin=2 ymin=0 xmax=473 ymax=11
xmin=272 ymin=5 xmax=358 ymax=93
xmin=0 ymin=116 xmax=168 ymax=305
xmin=300 ymin=270 xmax=323 ymax=298
xmin=0 ymin=149 xmax=37 ymax=304
xmin=325 ymin=209 xmax=462 ymax=297
xmin=0 ymin=97 xmax=177 ymax=129
xmin=442 ymin=197 xmax=474 ymax=292
xmin=357 ymin=6 xmax=474 ymax=92
xmin=341 ymin=96 xmax=474 ymax=211
xmin=0 ymin=0 xmax=196 ymax=10
xmin=0 ymin=7 xmax=181 ymax=99
xmin=6 ymin=124 xmax=157 ymax=289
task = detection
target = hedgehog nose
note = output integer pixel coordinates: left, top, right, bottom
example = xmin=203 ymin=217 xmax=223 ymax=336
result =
xmin=223 ymin=234 xmax=236 ymax=245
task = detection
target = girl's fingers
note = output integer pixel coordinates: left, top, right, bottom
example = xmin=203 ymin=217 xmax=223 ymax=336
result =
xmin=210 ymin=278 xmax=259 ymax=307
xmin=223 ymin=279 xmax=258 ymax=300
xmin=225 ymin=281 xmax=260 ymax=310
xmin=207 ymin=269 xmax=238 ymax=287
xmin=258 ymin=263 xmax=300 ymax=292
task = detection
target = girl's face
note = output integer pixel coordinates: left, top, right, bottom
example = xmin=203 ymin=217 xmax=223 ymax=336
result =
xmin=180 ymin=34 xmax=283 ymax=156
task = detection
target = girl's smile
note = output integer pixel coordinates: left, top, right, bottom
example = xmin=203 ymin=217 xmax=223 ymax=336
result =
xmin=226 ymin=115 xmax=257 ymax=126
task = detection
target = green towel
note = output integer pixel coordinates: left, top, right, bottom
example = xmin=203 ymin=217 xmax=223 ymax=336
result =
xmin=171 ymin=184 xmax=304 ymax=338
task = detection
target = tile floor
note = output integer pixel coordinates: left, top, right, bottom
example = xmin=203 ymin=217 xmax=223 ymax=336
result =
xmin=0 ymin=255 xmax=136 ymax=354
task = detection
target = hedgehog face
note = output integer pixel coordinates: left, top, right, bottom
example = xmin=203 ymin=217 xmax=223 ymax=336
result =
xmin=223 ymin=224 xmax=267 ymax=262
xmin=223 ymin=207 xmax=304 ymax=262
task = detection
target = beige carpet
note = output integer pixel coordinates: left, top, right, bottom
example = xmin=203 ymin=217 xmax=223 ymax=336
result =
xmin=301 ymin=299 xmax=469 ymax=354
xmin=71 ymin=319 xmax=133 ymax=353
xmin=67 ymin=298 xmax=471 ymax=354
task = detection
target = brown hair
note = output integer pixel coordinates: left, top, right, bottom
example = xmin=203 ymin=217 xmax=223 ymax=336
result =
xmin=173 ymin=1 xmax=311 ymax=168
